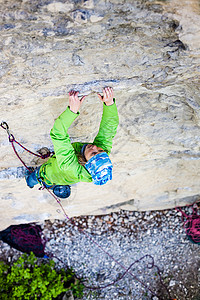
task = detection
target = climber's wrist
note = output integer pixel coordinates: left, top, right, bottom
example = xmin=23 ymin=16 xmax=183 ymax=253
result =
xmin=104 ymin=99 xmax=114 ymax=106
xmin=69 ymin=107 xmax=78 ymax=114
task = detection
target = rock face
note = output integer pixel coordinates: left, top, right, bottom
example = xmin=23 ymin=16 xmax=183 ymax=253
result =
xmin=0 ymin=0 xmax=200 ymax=229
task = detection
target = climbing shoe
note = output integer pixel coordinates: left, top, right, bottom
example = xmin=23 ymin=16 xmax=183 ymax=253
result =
xmin=25 ymin=167 xmax=37 ymax=188
xmin=53 ymin=185 xmax=71 ymax=199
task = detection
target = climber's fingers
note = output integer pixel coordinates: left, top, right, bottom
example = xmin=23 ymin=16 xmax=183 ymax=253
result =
xmin=104 ymin=87 xmax=113 ymax=98
xmin=69 ymin=91 xmax=86 ymax=102
xmin=80 ymin=95 xmax=86 ymax=103
xmin=97 ymin=93 xmax=103 ymax=101
xmin=108 ymin=87 xmax=114 ymax=98
xmin=69 ymin=90 xmax=74 ymax=96
xmin=74 ymin=91 xmax=79 ymax=98
xmin=69 ymin=90 xmax=78 ymax=97
xmin=98 ymin=87 xmax=114 ymax=106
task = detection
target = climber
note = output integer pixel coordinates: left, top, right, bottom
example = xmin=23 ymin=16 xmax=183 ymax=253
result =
xmin=25 ymin=87 xmax=119 ymax=198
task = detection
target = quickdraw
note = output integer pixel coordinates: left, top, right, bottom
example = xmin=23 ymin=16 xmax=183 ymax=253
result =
xmin=1 ymin=121 xmax=52 ymax=172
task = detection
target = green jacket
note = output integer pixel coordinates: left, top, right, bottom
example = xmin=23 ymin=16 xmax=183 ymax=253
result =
xmin=39 ymin=101 xmax=119 ymax=185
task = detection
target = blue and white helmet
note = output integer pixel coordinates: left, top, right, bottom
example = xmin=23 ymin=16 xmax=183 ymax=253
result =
xmin=85 ymin=152 xmax=113 ymax=185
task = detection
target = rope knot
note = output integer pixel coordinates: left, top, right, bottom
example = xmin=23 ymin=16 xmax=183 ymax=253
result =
xmin=9 ymin=134 xmax=15 ymax=142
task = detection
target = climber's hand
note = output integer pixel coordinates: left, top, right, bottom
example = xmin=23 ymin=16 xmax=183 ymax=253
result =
xmin=69 ymin=91 xmax=86 ymax=114
xmin=97 ymin=87 xmax=114 ymax=106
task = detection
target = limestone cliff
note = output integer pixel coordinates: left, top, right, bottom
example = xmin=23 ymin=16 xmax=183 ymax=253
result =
xmin=0 ymin=0 xmax=200 ymax=229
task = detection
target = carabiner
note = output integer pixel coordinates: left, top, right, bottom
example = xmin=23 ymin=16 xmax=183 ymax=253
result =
xmin=0 ymin=121 xmax=11 ymax=136
xmin=1 ymin=121 xmax=9 ymax=130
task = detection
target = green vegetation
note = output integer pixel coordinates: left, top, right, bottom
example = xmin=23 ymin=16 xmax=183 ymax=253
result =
xmin=0 ymin=252 xmax=84 ymax=300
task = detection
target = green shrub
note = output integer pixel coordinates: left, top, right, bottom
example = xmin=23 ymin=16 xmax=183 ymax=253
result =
xmin=0 ymin=252 xmax=84 ymax=300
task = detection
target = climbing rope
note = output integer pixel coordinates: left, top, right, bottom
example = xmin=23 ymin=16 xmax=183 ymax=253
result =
xmin=43 ymin=187 xmax=172 ymax=299
xmin=0 ymin=121 xmax=52 ymax=172
xmin=1 ymin=121 xmax=174 ymax=299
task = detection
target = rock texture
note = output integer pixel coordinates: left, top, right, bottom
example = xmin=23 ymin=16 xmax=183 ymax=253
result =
xmin=0 ymin=0 xmax=200 ymax=229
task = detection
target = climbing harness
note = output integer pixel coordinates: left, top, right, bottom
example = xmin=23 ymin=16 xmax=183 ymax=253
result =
xmin=1 ymin=121 xmax=174 ymax=299
xmin=176 ymin=202 xmax=200 ymax=244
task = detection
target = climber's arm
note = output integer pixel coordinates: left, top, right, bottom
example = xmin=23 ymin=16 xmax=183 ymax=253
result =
xmin=93 ymin=88 xmax=119 ymax=155
xmin=50 ymin=92 xmax=87 ymax=176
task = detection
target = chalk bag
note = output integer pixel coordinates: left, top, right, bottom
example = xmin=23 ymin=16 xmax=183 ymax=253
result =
xmin=53 ymin=185 xmax=71 ymax=199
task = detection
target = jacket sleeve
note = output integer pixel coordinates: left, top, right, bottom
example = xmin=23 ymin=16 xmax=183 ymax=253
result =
xmin=93 ymin=100 xmax=119 ymax=155
xmin=50 ymin=107 xmax=87 ymax=178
